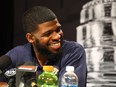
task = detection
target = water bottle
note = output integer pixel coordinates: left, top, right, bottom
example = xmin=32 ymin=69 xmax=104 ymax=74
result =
xmin=61 ymin=66 xmax=78 ymax=87
xmin=37 ymin=66 xmax=58 ymax=87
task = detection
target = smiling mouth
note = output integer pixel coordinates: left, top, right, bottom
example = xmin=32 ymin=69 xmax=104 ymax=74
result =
xmin=51 ymin=42 xmax=60 ymax=46
xmin=49 ymin=42 xmax=61 ymax=49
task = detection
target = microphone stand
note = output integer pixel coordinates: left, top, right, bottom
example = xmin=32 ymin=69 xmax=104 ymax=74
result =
xmin=19 ymin=77 xmax=25 ymax=87
xmin=6 ymin=78 xmax=15 ymax=87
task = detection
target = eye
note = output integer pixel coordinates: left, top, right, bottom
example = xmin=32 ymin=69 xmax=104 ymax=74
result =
xmin=42 ymin=31 xmax=52 ymax=37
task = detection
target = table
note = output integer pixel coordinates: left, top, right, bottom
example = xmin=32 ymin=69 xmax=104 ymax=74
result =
xmin=0 ymin=82 xmax=7 ymax=87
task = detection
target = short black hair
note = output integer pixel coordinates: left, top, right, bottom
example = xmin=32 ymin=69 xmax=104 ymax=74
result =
xmin=22 ymin=6 xmax=57 ymax=33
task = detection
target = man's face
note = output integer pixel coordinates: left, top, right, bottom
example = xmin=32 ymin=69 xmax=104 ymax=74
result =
xmin=32 ymin=19 xmax=63 ymax=55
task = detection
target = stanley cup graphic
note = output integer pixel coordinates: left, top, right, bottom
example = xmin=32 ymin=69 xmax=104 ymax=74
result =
xmin=76 ymin=0 xmax=116 ymax=87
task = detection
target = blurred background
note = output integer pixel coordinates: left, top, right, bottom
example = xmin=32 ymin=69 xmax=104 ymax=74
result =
xmin=77 ymin=0 xmax=116 ymax=87
xmin=1 ymin=0 xmax=116 ymax=87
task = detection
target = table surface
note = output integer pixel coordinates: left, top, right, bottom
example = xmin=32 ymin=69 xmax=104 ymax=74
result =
xmin=0 ymin=82 xmax=7 ymax=87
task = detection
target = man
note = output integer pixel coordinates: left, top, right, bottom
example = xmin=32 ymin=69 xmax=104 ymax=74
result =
xmin=0 ymin=6 xmax=87 ymax=87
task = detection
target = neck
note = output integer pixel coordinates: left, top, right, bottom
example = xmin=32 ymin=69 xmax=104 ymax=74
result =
xmin=36 ymin=53 xmax=47 ymax=67
xmin=33 ymin=45 xmax=48 ymax=67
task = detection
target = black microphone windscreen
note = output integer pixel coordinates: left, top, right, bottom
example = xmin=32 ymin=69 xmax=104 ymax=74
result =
xmin=0 ymin=55 xmax=12 ymax=70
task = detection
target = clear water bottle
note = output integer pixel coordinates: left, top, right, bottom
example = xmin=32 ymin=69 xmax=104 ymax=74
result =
xmin=61 ymin=66 xmax=78 ymax=87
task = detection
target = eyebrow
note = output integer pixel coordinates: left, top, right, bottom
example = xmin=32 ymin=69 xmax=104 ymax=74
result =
xmin=42 ymin=26 xmax=61 ymax=36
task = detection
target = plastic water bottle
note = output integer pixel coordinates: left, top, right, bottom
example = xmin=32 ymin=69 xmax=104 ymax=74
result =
xmin=37 ymin=66 xmax=58 ymax=87
xmin=61 ymin=66 xmax=78 ymax=87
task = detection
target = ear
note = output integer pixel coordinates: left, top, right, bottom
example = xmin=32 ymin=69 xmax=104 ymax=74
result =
xmin=26 ymin=33 xmax=35 ymax=43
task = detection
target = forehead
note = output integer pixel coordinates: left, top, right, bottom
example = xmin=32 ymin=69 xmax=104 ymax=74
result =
xmin=32 ymin=19 xmax=61 ymax=36
xmin=37 ymin=19 xmax=61 ymax=31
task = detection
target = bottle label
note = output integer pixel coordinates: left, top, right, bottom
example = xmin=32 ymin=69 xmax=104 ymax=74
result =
xmin=61 ymin=85 xmax=78 ymax=87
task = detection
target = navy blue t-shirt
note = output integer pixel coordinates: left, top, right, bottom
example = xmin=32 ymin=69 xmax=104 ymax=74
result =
xmin=1 ymin=40 xmax=87 ymax=87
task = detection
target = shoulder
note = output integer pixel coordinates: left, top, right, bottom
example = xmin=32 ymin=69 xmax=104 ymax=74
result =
xmin=61 ymin=40 xmax=86 ymax=59
xmin=59 ymin=40 xmax=86 ymax=67
xmin=62 ymin=40 xmax=84 ymax=51
xmin=9 ymin=43 xmax=31 ymax=52
xmin=5 ymin=43 xmax=31 ymax=56
xmin=5 ymin=43 xmax=32 ymax=65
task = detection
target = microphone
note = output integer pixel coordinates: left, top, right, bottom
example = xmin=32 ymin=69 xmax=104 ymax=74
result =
xmin=16 ymin=61 xmax=37 ymax=87
xmin=22 ymin=62 xmax=37 ymax=87
xmin=0 ymin=55 xmax=12 ymax=83
xmin=4 ymin=68 xmax=16 ymax=77
xmin=4 ymin=68 xmax=16 ymax=87
xmin=4 ymin=62 xmax=24 ymax=87
xmin=0 ymin=55 xmax=12 ymax=74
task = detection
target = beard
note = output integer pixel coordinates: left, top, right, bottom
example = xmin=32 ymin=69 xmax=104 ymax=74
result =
xmin=34 ymin=38 xmax=63 ymax=61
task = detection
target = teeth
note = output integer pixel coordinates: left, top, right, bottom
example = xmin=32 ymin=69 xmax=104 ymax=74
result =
xmin=51 ymin=43 xmax=60 ymax=46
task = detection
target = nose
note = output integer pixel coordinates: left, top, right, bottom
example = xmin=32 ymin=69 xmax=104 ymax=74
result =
xmin=52 ymin=32 xmax=61 ymax=40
